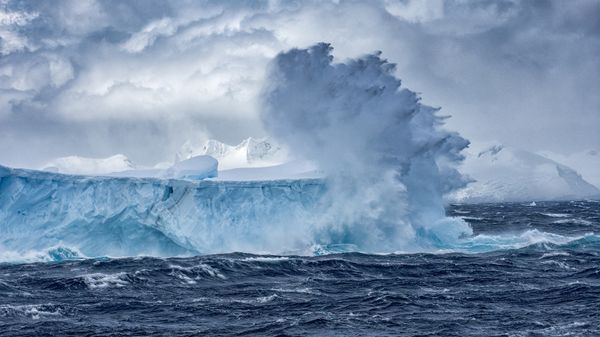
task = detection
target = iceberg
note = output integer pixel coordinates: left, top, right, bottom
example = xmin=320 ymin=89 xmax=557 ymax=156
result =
xmin=0 ymin=165 xmax=324 ymax=258
xmin=40 ymin=154 xmax=135 ymax=175
xmin=539 ymin=149 xmax=600 ymax=189
xmin=449 ymin=143 xmax=600 ymax=203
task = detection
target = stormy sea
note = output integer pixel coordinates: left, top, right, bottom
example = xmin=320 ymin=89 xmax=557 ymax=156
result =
xmin=1 ymin=201 xmax=598 ymax=337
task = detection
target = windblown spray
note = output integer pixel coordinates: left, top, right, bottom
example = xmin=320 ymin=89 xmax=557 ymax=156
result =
xmin=261 ymin=43 xmax=472 ymax=251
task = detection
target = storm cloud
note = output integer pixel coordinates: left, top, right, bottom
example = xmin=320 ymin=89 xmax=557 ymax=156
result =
xmin=1 ymin=0 xmax=598 ymax=167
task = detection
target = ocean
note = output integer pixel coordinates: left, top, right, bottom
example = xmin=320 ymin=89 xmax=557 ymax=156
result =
xmin=1 ymin=200 xmax=599 ymax=336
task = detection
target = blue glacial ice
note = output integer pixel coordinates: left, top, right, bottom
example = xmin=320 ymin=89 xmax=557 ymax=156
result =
xmin=0 ymin=165 xmax=482 ymax=260
xmin=0 ymin=165 xmax=325 ymax=259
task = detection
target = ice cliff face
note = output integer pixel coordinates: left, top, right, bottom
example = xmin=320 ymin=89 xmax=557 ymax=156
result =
xmin=0 ymin=165 xmax=324 ymax=259
xmin=449 ymin=144 xmax=599 ymax=203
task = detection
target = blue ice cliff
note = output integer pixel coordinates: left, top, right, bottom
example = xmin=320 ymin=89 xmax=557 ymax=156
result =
xmin=0 ymin=165 xmax=324 ymax=258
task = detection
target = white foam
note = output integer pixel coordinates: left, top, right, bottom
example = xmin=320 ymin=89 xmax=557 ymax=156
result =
xmin=460 ymin=216 xmax=484 ymax=221
xmin=541 ymin=213 xmax=570 ymax=218
xmin=168 ymin=263 xmax=226 ymax=279
xmin=540 ymin=260 xmax=573 ymax=270
xmin=81 ymin=273 xmax=130 ymax=289
xmin=0 ymin=304 xmax=62 ymax=320
xmin=0 ymin=245 xmax=85 ymax=263
xmin=241 ymin=257 xmax=290 ymax=262
xmin=540 ymin=251 xmax=571 ymax=259
xmin=271 ymin=287 xmax=317 ymax=294
xmin=553 ymin=219 xmax=593 ymax=226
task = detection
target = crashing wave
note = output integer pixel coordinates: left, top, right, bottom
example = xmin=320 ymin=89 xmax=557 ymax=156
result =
xmin=260 ymin=43 xmax=473 ymax=251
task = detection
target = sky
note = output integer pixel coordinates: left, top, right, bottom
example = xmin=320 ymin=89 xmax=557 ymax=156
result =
xmin=0 ymin=0 xmax=599 ymax=168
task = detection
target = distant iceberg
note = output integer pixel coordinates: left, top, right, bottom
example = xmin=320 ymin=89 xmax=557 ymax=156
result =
xmin=41 ymin=154 xmax=135 ymax=175
xmin=448 ymin=143 xmax=600 ymax=203
xmin=539 ymin=149 xmax=600 ymax=189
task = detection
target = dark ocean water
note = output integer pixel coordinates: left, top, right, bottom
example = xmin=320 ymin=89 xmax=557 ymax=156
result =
xmin=1 ymin=201 xmax=599 ymax=336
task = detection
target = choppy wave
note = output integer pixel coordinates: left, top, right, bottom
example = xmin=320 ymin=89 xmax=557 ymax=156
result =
xmin=0 ymin=246 xmax=85 ymax=264
xmin=2 ymin=230 xmax=600 ymax=336
xmin=2 ymin=231 xmax=598 ymax=265
xmin=0 ymin=304 xmax=66 ymax=320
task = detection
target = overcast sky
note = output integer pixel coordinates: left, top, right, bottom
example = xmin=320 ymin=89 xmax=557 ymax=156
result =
xmin=1 ymin=0 xmax=599 ymax=168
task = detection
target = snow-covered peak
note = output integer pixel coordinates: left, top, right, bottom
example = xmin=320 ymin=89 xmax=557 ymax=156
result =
xmin=177 ymin=137 xmax=287 ymax=170
xmin=449 ymin=143 xmax=599 ymax=203
xmin=40 ymin=154 xmax=135 ymax=175
xmin=237 ymin=137 xmax=282 ymax=163
xmin=200 ymin=139 xmax=234 ymax=159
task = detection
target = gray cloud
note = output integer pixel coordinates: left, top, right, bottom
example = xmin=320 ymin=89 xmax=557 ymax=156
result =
xmin=0 ymin=0 xmax=598 ymax=168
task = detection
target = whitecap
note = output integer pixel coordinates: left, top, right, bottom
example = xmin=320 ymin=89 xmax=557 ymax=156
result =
xmin=553 ymin=218 xmax=593 ymax=226
xmin=0 ymin=304 xmax=62 ymax=320
xmin=81 ymin=272 xmax=130 ymax=289
xmin=540 ymin=213 xmax=570 ymax=218
xmin=540 ymin=251 xmax=571 ymax=259
xmin=241 ymin=256 xmax=290 ymax=262
xmin=271 ymin=287 xmax=317 ymax=294
xmin=168 ymin=263 xmax=226 ymax=279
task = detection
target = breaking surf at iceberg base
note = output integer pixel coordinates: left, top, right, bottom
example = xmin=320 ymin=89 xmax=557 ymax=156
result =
xmin=1 ymin=44 xmax=599 ymax=336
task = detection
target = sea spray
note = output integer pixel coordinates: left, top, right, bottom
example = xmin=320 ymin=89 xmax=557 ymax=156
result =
xmin=261 ymin=43 xmax=472 ymax=250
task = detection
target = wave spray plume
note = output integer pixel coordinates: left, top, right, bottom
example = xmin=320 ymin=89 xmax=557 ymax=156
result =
xmin=261 ymin=43 xmax=472 ymax=251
